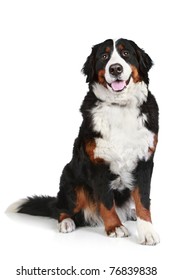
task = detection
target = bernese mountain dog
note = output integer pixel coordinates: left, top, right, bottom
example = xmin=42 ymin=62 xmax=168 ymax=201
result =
xmin=9 ymin=38 xmax=160 ymax=245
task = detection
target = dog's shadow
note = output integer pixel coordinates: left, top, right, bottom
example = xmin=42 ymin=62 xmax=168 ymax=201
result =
xmin=79 ymin=221 xmax=138 ymax=244
xmin=5 ymin=212 xmax=138 ymax=244
xmin=6 ymin=211 xmax=56 ymax=231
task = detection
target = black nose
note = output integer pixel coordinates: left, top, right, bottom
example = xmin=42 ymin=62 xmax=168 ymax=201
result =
xmin=109 ymin=63 xmax=123 ymax=76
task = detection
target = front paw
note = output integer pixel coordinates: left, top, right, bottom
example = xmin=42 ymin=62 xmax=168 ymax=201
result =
xmin=107 ymin=225 xmax=129 ymax=238
xmin=137 ymin=218 xmax=160 ymax=245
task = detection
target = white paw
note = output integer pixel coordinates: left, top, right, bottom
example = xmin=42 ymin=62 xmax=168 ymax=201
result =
xmin=137 ymin=218 xmax=160 ymax=245
xmin=57 ymin=218 xmax=76 ymax=233
xmin=109 ymin=225 xmax=129 ymax=238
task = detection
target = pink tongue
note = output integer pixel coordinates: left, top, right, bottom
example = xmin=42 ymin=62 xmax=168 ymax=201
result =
xmin=111 ymin=80 xmax=126 ymax=91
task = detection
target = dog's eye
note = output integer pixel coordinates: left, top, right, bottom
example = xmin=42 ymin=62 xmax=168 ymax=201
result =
xmin=101 ymin=53 xmax=109 ymax=60
xmin=121 ymin=50 xmax=129 ymax=58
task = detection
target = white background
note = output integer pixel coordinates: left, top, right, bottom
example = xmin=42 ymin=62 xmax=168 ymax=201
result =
xmin=0 ymin=0 xmax=172 ymax=279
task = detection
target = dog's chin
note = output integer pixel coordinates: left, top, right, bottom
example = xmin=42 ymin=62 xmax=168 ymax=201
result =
xmin=106 ymin=76 xmax=131 ymax=94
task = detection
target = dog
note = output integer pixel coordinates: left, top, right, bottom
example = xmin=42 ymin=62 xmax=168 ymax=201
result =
xmin=9 ymin=38 xmax=159 ymax=245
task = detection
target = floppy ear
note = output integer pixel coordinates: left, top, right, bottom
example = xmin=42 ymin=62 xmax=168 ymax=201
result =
xmin=82 ymin=43 xmax=100 ymax=83
xmin=129 ymin=40 xmax=153 ymax=84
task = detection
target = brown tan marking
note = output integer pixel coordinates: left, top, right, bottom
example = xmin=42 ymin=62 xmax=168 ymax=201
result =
xmin=117 ymin=44 xmax=124 ymax=51
xmin=148 ymin=134 xmax=158 ymax=154
xmin=130 ymin=65 xmax=141 ymax=83
xmin=98 ymin=69 xmax=106 ymax=87
xmin=85 ymin=139 xmax=104 ymax=164
xmin=74 ymin=186 xmax=96 ymax=214
xmin=132 ymin=188 xmax=151 ymax=222
xmin=105 ymin=47 xmax=111 ymax=53
xmin=59 ymin=212 xmax=70 ymax=222
xmin=99 ymin=203 xmax=122 ymax=235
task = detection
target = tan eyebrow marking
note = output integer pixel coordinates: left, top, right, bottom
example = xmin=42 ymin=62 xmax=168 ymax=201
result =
xmin=117 ymin=44 xmax=124 ymax=51
xmin=105 ymin=47 xmax=111 ymax=53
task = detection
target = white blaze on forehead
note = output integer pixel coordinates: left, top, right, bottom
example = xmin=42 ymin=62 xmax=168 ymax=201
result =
xmin=105 ymin=39 xmax=131 ymax=84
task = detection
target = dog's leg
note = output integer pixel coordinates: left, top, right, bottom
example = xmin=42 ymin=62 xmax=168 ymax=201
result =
xmin=99 ymin=199 xmax=129 ymax=238
xmin=55 ymin=163 xmax=78 ymax=233
xmin=56 ymin=178 xmax=92 ymax=233
xmin=133 ymin=158 xmax=160 ymax=245
xmin=86 ymin=162 xmax=129 ymax=237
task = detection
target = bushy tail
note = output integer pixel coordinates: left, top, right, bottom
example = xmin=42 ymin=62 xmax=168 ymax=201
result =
xmin=7 ymin=195 xmax=58 ymax=219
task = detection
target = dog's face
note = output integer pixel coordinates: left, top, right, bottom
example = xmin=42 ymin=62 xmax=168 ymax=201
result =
xmin=82 ymin=39 xmax=152 ymax=104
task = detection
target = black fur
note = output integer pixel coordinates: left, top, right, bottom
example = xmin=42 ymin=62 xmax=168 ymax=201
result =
xmin=134 ymin=157 xmax=154 ymax=210
xmin=140 ymin=91 xmax=159 ymax=134
xmin=82 ymin=39 xmax=113 ymax=83
xmin=16 ymin=38 xmax=159 ymax=234
xmin=18 ymin=196 xmax=57 ymax=218
xmin=125 ymin=39 xmax=153 ymax=84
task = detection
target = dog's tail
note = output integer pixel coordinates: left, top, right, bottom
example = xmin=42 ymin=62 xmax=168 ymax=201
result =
xmin=6 ymin=196 xmax=58 ymax=219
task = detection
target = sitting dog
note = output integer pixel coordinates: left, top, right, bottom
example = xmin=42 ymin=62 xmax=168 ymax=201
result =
xmin=10 ymin=38 xmax=160 ymax=245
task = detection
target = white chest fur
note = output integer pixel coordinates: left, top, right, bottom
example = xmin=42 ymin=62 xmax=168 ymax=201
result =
xmin=91 ymin=100 xmax=154 ymax=190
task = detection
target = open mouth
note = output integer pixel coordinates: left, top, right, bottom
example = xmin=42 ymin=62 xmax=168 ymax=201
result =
xmin=108 ymin=76 xmax=131 ymax=92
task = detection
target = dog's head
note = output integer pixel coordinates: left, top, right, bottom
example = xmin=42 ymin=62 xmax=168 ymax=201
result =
xmin=82 ymin=38 xmax=153 ymax=104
